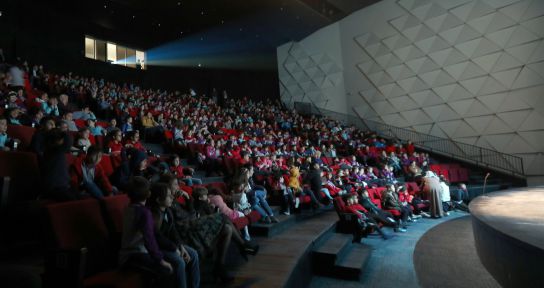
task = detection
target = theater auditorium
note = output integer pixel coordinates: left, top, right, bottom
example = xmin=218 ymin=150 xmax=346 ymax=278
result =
xmin=0 ymin=0 xmax=542 ymax=287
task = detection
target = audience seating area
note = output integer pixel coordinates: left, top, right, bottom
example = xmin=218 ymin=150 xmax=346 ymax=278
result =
xmin=0 ymin=59 xmax=480 ymax=287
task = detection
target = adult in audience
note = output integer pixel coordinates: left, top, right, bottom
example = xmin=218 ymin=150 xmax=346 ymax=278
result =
xmin=421 ymin=171 xmax=444 ymax=218
xmin=41 ymin=128 xmax=74 ymax=201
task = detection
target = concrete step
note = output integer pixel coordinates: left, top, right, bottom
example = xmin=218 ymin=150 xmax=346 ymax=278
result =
xmin=249 ymin=213 xmax=297 ymax=237
xmin=312 ymin=233 xmax=352 ymax=276
xmin=334 ymin=244 xmax=372 ymax=281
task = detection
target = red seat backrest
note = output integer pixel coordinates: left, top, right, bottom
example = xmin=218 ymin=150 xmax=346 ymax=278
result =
xmin=46 ymin=199 xmax=109 ymax=249
xmin=0 ymin=151 xmax=41 ymax=201
xmin=100 ymin=155 xmax=114 ymax=177
xmin=102 ymin=194 xmax=130 ymax=234
xmin=7 ymin=125 xmax=35 ymax=149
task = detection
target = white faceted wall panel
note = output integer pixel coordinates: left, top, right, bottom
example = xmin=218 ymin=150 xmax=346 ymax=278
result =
xmin=277 ymin=0 xmax=544 ymax=177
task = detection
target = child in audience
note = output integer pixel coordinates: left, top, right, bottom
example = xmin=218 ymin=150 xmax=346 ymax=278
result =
xmin=169 ymin=155 xmax=202 ymax=186
xmin=75 ymin=127 xmax=91 ymax=151
xmin=147 ymin=183 xmax=200 ymax=288
xmin=69 ymin=145 xmax=117 ymax=199
xmin=344 ymin=194 xmax=392 ymax=241
xmin=208 ymin=183 xmax=252 ymax=242
xmin=119 ymin=177 xmax=182 ymax=287
xmin=0 ymin=116 xmax=19 ymax=151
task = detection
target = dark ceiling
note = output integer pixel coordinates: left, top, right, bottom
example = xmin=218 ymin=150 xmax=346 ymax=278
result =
xmin=5 ymin=0 xmax=380 ymax=69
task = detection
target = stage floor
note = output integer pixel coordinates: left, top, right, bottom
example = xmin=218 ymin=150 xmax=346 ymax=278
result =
xmin=469 ymin=187 xmax=544 ymax=251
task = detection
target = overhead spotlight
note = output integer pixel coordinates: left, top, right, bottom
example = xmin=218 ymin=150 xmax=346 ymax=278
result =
xmin=104 ymin=5 xmax=107 ymax=8
xmin=132 ymin=15 xmax=136 ymax=19
xmin=0 ymin=11 xmax=3 ymax=17
xmin=158 ymin=23 xmax=161 ymax=27
xmin=198 ymin=63 xmax=202 ymax=67
xmin=177 ymin=1 xmax=181 ymax=5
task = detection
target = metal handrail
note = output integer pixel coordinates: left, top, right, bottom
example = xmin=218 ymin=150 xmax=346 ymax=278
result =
xmin=349 ymin=108 xmax=525 ymax=178
xmin=290 ymin=101 xmax=525 ymax=178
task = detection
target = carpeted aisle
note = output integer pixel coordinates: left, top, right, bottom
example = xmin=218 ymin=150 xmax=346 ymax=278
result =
xmin=413 ymin=216 xmax=500 ymax=288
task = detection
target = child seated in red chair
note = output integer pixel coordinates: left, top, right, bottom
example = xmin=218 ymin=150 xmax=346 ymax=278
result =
xmin=0 ymin=116 xmax=20 ymax=151
xmin=69 ymin=145 xmax=118 ymax=199
xmin=344 ymin=194 xmax=392 ymax=241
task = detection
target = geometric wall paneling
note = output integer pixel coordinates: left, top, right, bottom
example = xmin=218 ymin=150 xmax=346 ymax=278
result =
xmin=370 ymin=100 xmax=395 ymax=115
xmin=305 ymin=66 xmax=326 ymax=79
xmin=414 ymin=36 xmax=451 ymax=54
xmin=319 ymin=61 xmax=342 ymax=75
xmin=425 ymin=12 xmax=463 ymax=33
xmin=381 ymin=113 xmax=410 ymax=127
xmin=429 ymin=123 xmax=450 ymax=138
xmin=432 ymin=83 xmax=458 ymax=101
xmin=311 ymin=76 xmax=326 ymax=88
xmin=497 ymin=109 xmax=533 ymax=130
xmin=465 ymin=115 xmax=495 ymax=134
xmin=397 ymin=76 xmax=429 ymax=92
xmin=386 ymin=64 xmax=416 ymax=81
xmin=475 ymin=135 xmax=495 ymax=150
xmin=400 ymin=109 xmax=433 ymax=124
xmin=498 ymin=0 xmax=531 ymax=22
xmin=519 ymin=130 xmax=544 ymax=152
xmin=452 ymin=119 xmax=480 ymax=138
xmin=297 ymin=57 xmax=314 ymax=69
xmin=472 ymin=37 xmax=503 ymax=58
xmin=503 ymin=134 xmax=536 ymax=154
xmin=452 ymin=0 xmax=495 ymax=22
xmin=359 ymin=89 xmax=379 ymax=103
xmin=521 ymin=0 xmax=544 ymax=22
xmin=393 ymin=45 xmax=426 ymax=62
xmin=428 ymin=48 xmax=457 ymax=66
xmin=440 ymin=24 xmax=482 ymax=45
xmin=412 ymin=123 xmax=434 ymax=134
xmin=490 ymin=67 xmax=522 ymax=88
xmin=477 ymin=92 xmax=508 ymax=112
xmin=388 ymin=95 xmax=412 ymax=111
xmin=448 ymin=98 xmax=476 ymax=116
xmin=389 ymin=14 xmax=422 ymax=31
xmin=518 ymin=110 xmax=544 ymax=131
xmin=364 ymin=42 xmax=391 ymax=58
xmin=485 ymin=26 xmax=517 ymax=48
xmin=420 ymin=69 xmax=457 ymax=86
xmin=407 ymin=89 xmax=435 ymax=106
xmin=437 ymin=105 xmax=462 ymax=121
xmin=320 ymin=77 xmax=335 ymax=89
xmin=511 ymin=65 xmax=544 ymax=89
xmin=367 ymin=71 xmax=387 ymax=86
xmin=459 ymin=75 xmax=488 ymax=94
xmin=291 ymin=71 xmax=310 ymax=83
xmin=521 ymin=15 xmax=544 ymax=37
xmin=310 ymin=53 xmax=327 ymax=64
xmin=415 ymin=57 xmax=443 ymax=74
xmin=505 ymin=26 xmax=540 ymax=48
xmin=464 ymin=98 xmax=492 ymax=117
xmin=354 ymin=33 xmax=381 ymax=50
xmin=284 ymin=61 xmax=302 ymax=74
xmin=411 ymin=2 xmax=447 ymax=22
xmin=472 ymin=52 xmax=503 ymax=72
xmin=377 ymin=82 xmax=406 ymax=98
xmin=527 ymin=61 xmax=544 ymax=80
xmin=528 ymin=40 xmax=544 ymax=63
xmin=484 ymin=116 xmax=516 ymax=134
xmin=483 ymin=133 xmax=517 ymax=151
xmin=401 ymin=24 xmax=435 ymax=42
xmin=375 ymin=53 xmax=403 ymax=69
xmin=437 ymin=120 xmax=465 ymax=137
xmin=522 ymin=154 xmax=544 ymax=177
xmin=423 ymin=104 xmax=448 ymax=121
xmin=455 ymin=37 xmax=484 ymax=58
xmin=288 ymin=43 xmax=308 ymax=59
xmin=505 ymin=40 xmax=540 ymax=63
xmin=398 ymin=0 xmax=432 ymax=11
xmin=356 ymin=60 xmax=377 ymax=75
xmin=299 ymin=81 xmax=319 ymax=93
xmin=460 ymin=61 xmax=491 ymax=80
xmin=327 ymin=72 xmax=344 ymax=86
xmin=382 ymin=34 xmax=412 ymax=51
xmin=485 ymin=12 xmax=517 ymax=33
xmin=442 ymin=47 xmax=470 ymax=66
xmin=455 ymin=136 xmax=479 ymax=145
xmin=491 ymin=52 xmax=523 ymax=72
xmin=479 ymin=76 xmax=509 ymax=95
xmin=467 ymin=12 xmax=497 ymax=34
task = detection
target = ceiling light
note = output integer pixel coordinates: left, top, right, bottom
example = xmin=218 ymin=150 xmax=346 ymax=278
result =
xmin=198 ymin=63 xmax=202 ymax=67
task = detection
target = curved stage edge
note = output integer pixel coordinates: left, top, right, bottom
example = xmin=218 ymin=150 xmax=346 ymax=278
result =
xmin=470 ymin=187 xmax=544 ymax=288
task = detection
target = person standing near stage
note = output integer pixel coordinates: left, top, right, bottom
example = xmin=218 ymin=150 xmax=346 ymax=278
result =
xmin=421 ymin=171 xmax=444 ymax=218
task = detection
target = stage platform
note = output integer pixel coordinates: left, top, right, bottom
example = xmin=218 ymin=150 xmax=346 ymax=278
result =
xmin=470 ymin=187 xmax=544 ymax=288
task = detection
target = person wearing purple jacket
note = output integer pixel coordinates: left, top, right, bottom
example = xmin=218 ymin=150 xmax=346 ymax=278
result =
xmin=119 ymin=176 xmax=178 ymax=285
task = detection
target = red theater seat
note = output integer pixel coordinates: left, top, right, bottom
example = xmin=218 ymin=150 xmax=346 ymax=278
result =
xmin=101 ymin=194 xmax=130 ymax=235
xmin=7 ymin=125 xmax=35 ymax=149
